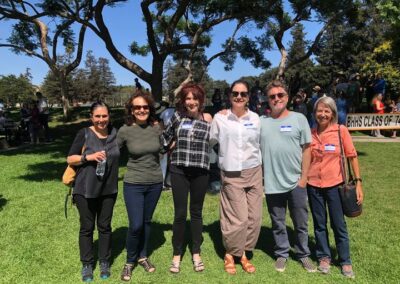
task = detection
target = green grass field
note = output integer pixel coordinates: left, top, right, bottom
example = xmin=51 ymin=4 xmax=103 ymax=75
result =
xmin=1 ymin=114 xmax=399 ymax=283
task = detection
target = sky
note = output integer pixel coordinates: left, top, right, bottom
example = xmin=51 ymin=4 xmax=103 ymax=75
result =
xmin=0 ymin=1 xmax=321 ymax=89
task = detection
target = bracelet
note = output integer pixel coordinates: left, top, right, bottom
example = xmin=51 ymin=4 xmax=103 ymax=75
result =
xmin=80 ymin=154 xmax=87 ymax=164
xmin=354 ymin=177 xmax=362 ymax=183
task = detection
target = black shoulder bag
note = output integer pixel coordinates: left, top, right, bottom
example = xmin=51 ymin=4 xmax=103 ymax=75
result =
xmin=338 ymin=126 xmax=362 ymax=218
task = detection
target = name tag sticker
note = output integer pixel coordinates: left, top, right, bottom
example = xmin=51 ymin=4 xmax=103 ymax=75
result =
xmin=280 ymin=125 xmax=292 ymax=132
xmin=181 ymin=121 xmax=193 ymax=129
xmin=243 ymin=123 xmax=256 ymax=129
xmin=324 ymin=144 xmax=336 ymax=152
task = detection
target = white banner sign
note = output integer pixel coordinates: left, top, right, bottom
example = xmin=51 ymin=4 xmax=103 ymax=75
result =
xmin=346 ymin=113 xmax=400 ymax=131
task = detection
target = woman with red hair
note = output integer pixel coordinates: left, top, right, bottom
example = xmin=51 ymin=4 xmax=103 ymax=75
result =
xmin=162 ymin=83 xmax=212 ymax=273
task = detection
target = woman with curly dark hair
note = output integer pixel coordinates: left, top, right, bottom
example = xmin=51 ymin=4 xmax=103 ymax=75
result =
xmin=162 ymin=83 xmax=212 ymax=273
xmin=117 ymin=90 xmax=163 ymax=281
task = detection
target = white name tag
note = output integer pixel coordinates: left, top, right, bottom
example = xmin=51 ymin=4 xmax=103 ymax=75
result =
xmin=280 ymin=125 xmax=292 ymax=132
xmin=181 ymin=121 xmax=193 ymax=129
xmin=243 ymin=123 xmax=256 ymax=129
xmin=324 ymin=144 xmax=336 ymax=152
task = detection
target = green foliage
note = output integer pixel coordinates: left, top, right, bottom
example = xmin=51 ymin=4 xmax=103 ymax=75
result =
xmin=377 ymin=0 xmax=400 ymax=26
xmin=0 ymin=73 xmax=34 ymax=105
xmin=362 ymin=40 xmax=400 ymax=93
xmin=41 ymin=51 xmax=116 ymax=103
xmin=285 ymin=23 xmax=315 ymax=93
xmin=129 ymin=42 xmax=150 ymax=56
xmin=8 ymin=21 xmax=40 ymax=52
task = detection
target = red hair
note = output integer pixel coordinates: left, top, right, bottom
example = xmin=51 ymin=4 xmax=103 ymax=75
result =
xmin=176 ymin=83 xmax=206 ymax=114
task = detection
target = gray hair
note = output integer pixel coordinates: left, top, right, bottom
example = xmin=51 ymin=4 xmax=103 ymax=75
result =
xmin=313 ymin=96 xmax=338 ymax=124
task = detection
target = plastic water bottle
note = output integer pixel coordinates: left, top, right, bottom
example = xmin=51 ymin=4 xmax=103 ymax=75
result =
xmin=96 ymin=151 xmax=107 ymax=177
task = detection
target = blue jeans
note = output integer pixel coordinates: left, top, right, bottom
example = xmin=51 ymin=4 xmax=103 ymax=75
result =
xmin=307 ymin=184 xmax=351 ymax=265
xmin=123 ymin=182 xmax=162 ymax=263
xmin=266 ymin=185 xmax=310 ymax=259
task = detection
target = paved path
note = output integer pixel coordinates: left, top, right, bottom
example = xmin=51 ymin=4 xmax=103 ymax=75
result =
xmin=352 ymin=136 xmax=400 ymax=143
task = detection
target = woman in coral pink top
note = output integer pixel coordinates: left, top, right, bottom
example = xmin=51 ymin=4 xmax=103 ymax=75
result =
xmin=307 ymin=97 xmax=364 ymax=279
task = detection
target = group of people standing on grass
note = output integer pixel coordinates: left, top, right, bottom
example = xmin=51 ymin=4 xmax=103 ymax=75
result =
xmin=67 ymin=79 xmax=364 ymax=282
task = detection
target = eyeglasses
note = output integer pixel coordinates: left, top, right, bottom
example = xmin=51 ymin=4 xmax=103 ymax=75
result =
xmin=133 ymin=105 xmax=149 ymax=111
xmin=231 ymin=91 xmax=249 ymax=98
xmin=268 ymin=92 xmax=286 ymax=100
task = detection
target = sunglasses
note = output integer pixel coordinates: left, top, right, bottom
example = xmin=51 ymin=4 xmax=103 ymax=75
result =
xmin=231 ymin=91 xmax=249 ymax=98
xmin=133 ymin=105 xmax=149 ymax=111
xmin=268 ymin=92 xmax=286 ymax=100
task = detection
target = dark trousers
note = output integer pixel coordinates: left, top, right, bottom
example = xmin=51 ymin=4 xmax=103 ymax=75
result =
xmin=170 ymin=168 xmax=209 ymax=256
xmin=307 ymin=185 xmax=351 ymax=265
xmin=38 ymin=113 xmax=50 ymax=140
xmin=123 ymin=182 xmax=162 ymax=264
xmin=74 ymin=193 xmax=117 ymax=265
xmin=266 ymin=186 xmax=310 ymax=259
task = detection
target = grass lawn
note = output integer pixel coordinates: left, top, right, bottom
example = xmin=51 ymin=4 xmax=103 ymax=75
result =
xmin=0 ymin=113 xmax=399 ymax=284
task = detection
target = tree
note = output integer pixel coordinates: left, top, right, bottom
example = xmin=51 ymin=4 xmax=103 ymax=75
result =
xmin=0 ymin=0 xmax=87 ymax=118
xmin=285 ymin=23 xmax=315 ymax=95
xmin=0 ymin=74 xmax=34 ymax=106
xmin=236 ymin=0 xmax=361 ymax=80
xmin=313 ymin=2 xmax=388 ymax=89
xmin=46 ymin=0 xmax=276 ymax=101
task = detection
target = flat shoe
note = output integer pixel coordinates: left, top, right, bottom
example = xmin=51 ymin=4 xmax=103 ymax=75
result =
xmin=138 ymin=258 xmax=155 ymax=273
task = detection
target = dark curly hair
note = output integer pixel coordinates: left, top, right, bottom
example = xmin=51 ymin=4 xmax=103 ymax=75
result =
xmin=176 ymin=83 xmax=206 ymax=115
xmin=125 ymin=90 xmax=157 ymax=126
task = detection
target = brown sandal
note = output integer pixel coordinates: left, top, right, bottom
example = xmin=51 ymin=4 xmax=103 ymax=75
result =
xmin=241 ymin=256 xmax=256 ymax=273
xmin=224 ymin=254 xmax=236 ymax=275
xmin=121 ymin=263 xmax=134 ymax=281
xmin=138 ymin=258 xmax=155 ymax=273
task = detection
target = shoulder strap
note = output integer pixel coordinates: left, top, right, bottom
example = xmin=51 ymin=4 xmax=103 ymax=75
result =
xmin=338 ymin=125 xmax=347 ymax=183
xmin=82 ymin=128 xmax=88 ymax=153
xmin=338 ymin=125 xmax=354 ymax=182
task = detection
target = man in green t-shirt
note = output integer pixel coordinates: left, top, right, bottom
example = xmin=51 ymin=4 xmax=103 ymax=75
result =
xmin=260 ymin=80 xmax=316 ymax=273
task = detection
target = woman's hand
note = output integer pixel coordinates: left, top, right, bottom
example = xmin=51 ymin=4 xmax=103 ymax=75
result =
xmin=356 ymin=182 xmax=364 ymax=205
xmin=87 ymin=150 xmax=106 ymax=162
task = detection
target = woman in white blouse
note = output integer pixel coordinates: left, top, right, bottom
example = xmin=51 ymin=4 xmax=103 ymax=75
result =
xmin=210 ymin=80 xmax=263 ymax=275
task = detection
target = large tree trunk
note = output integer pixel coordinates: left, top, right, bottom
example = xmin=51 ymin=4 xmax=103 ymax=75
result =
xmin=276 ymin=47 xmax=288 ymax=80
xmin=150 ymin=60 xmax=164 ymax=101
xmin=59 ymin=75 xmax=70 ymax=119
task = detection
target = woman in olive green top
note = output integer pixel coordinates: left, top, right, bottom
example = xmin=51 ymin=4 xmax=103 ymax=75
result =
xmin=117 ymin=91 xmax=163 ymax=281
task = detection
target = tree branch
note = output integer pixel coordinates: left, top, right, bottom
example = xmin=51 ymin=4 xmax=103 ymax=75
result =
xmin=52 ymin=19 xmax=75 ymax=61
xmin=94 ymin=0 xmax=152 ymax=81
xmin=66 ymin=24 xmax=87 ymax=75
xmin=0 ymin=43 xmax=49 ymax=63
xmin=140 ymin=0 xmax=160 ymax=57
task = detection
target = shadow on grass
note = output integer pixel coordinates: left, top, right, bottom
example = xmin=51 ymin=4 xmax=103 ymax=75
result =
xmin=104 ymin=222 xmax=172 ymax=265
xmin=18 ymin=160 xmax=67 ymax=182
xmin=0 ymin=194 xmax=8 ymax=211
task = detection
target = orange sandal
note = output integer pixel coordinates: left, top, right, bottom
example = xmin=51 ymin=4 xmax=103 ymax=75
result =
xmin=224 ymin=254 xmax=236 ymax=275
xmin=240 ymin=256 xmax=256 ymax=273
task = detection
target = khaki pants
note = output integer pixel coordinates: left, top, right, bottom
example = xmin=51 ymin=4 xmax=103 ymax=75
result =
xmin=220 ymin=165 xmax=263 ymax=257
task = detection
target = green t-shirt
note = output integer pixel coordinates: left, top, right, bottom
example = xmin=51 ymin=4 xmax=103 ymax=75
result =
xmin=117 ymin=123 xmax=163 ymax=184
xmin=260 ymin=112 xmax=311 ymax=194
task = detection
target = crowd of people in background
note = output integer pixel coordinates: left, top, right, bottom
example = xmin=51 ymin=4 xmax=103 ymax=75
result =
xmin=0 ymin=92 xmax=52 ymax=146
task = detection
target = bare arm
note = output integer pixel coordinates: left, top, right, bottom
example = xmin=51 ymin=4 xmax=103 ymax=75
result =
xmin=298 ymin=143 xmax=311 ymax=188
xmin=67 ymin=151 xmax=106 ymax=166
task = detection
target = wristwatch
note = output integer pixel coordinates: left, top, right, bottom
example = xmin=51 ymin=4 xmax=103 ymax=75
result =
xmin=81 ymin=154 xmax=87 ymax=164
xmin=354 ymin=177 xmax=362 ymax=183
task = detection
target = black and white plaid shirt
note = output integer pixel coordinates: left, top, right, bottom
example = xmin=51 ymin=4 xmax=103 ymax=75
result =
xmin=162 ymin=111 xmax=211 ymax=170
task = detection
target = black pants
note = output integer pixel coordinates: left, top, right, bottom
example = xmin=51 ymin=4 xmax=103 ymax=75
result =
xmin=38 ymin=113 xmax=50 ymax=141
xmin=74 ymin=194 xmax=117 ymax=265
xmin=170 ymin=167 xmax=209 ymax=256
